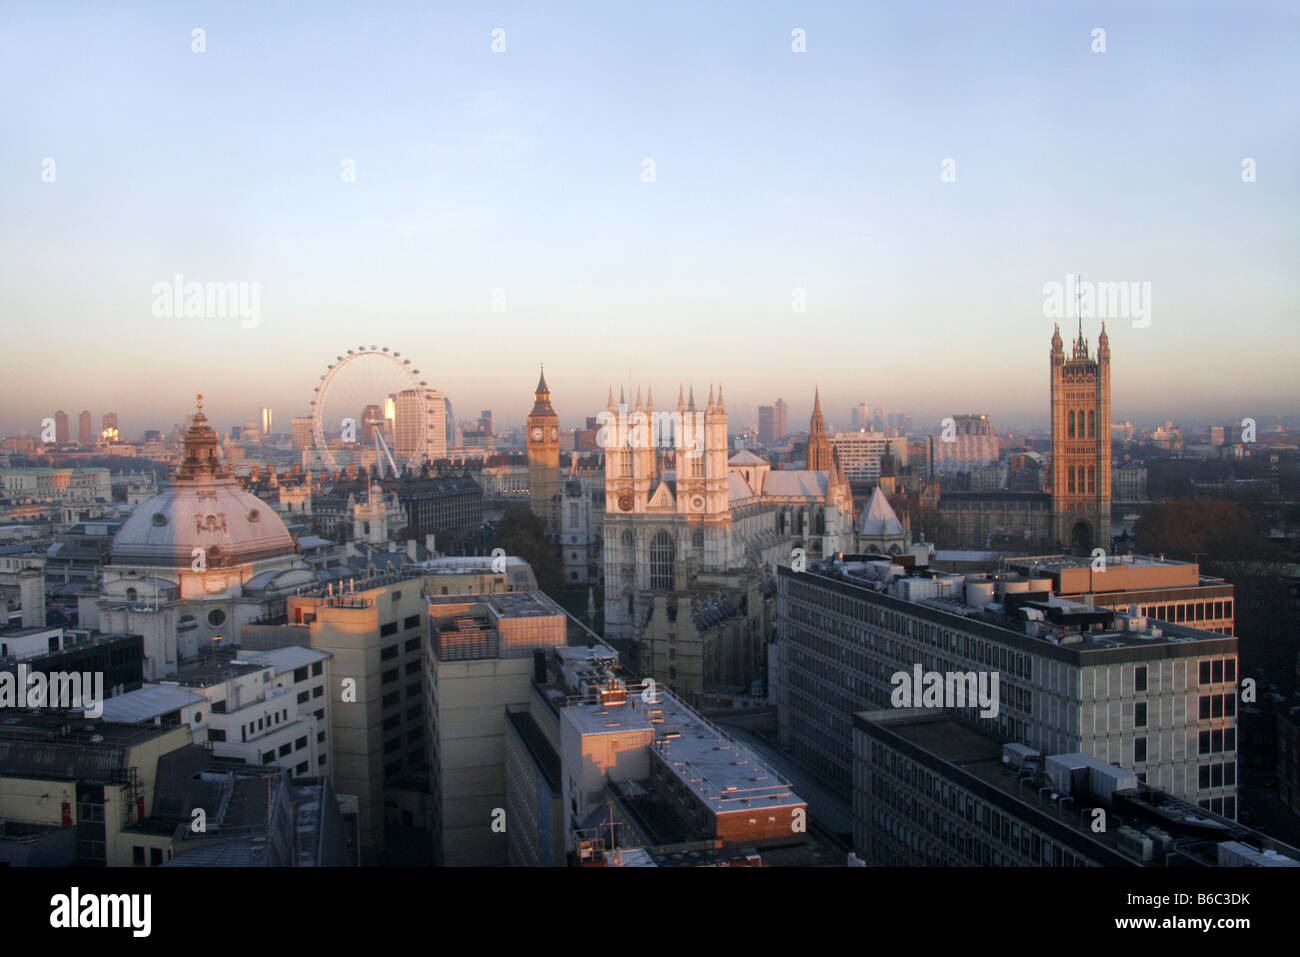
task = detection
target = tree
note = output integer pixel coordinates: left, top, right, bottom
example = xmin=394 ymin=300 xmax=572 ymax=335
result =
xmin=490 ymin=505 xmax=564 ymax=600
xmin=1135 ymin=498 xmax=1287 ymax=578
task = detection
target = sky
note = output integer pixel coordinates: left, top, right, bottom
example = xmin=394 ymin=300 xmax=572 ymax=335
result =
xmin=1 ymin=0 xmax=1296 ymax=438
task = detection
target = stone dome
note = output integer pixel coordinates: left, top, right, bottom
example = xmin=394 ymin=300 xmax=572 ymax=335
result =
xmin=109 ymin=396 xmax=297 ymax=569
xmin=112 ymin=482 xmax=295 ymax=568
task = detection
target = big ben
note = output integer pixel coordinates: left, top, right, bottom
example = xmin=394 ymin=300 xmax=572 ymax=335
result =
xmin=527 ymin=366 xmax=561 ymax=531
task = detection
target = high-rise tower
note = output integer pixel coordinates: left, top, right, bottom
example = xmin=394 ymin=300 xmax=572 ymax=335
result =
xmin=527 ymin=366 xmax=561 ymax=531
xmin=1050 ymin=320 xmax=1111 ymax=552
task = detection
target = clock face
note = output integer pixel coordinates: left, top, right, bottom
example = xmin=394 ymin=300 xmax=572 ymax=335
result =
xmin=618 ymin=493 xmax=634 ymax=512
xmin=531 ymin=427 xmax=543 ymax=441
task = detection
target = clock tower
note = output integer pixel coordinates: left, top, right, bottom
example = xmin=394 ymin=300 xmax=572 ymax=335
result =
xmin=527 ymin=366 xmax=561 ymax=531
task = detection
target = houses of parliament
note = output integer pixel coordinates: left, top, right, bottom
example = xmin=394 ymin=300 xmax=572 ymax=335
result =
xmin=932 ymin=320 xmax=1113 ymax=552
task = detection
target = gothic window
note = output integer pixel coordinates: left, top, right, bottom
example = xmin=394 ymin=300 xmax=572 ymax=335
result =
xmin=621 ymin=529 xmax=635 ymax=551
xmin=692 ymin=528 xmax=704 ymax=550
xmin=691 ymin=457 xmax=704 ymax=478
xmin=1067 ymin=411 xmax=1075 ymax=438
xmin=1088 ymin=411 xmax=1095 ymax=438
xmin=650 ymin=530 xmax=675 ymax=591
xmin=1088 ymin=466 xmax=1096 ymax=493
xmin=620 ymin=452 xmax=632 ymax=477
xmin=1067 ymin=467 xmax=1075 ymax=494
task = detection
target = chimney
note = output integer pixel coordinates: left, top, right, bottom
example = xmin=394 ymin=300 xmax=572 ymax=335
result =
xmin=19 ymin=568 xmax=45 ymax=628
xmin=406 ymin=539 xmax=417 ymax=561
xmin=425 ymin=533 xmax=436 ymax=557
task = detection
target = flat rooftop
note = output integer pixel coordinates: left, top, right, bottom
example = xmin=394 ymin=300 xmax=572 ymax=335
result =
xmin=856 ymin=709 xmax=1300 ymax=867
xmin=1011 ymin=553 xmax=1193 ymax=571
xmin=428 ymin=590 xmax=561 ymax=619
xmin=806 ymin=563 xmax=1235 ymax=658
xmin=565 ymin=684 xmax=805 ymax=815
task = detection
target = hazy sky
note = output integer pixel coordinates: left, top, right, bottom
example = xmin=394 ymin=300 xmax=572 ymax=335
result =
xmin=1 ymin=0 xmax=1296 ymax=437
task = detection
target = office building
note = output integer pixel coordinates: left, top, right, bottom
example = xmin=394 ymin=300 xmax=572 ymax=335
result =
xmin=853 ymin=709 xmax=1298 ymax=867
xmin=425 ymin=590 xmax=569 ymax=865
xmin=775 ymin=556 xmax=1240 ymax=814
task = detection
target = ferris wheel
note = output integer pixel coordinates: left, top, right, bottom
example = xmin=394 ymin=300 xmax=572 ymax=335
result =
xmin=310 ymin=346 xmax=442 ymax=477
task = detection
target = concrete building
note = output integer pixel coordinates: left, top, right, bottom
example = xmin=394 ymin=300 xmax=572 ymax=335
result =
xmin=776 ymin=556 xmax=1240 ymax=816
xmin=505 ymin=643 xmax=807 ymax=866
xmin=425 ymin=589 xmax=569 ymax=865
xmin=101 ymin=644 xmax=333 ymax=780
xmin=854 ymin=709 xmax=1298 ymax=866
xmin=831 ymin=431 xmax=909 ymax=483
xmin=1005 ymin=554 xmax=1235 ymax=636
xmin=1112 ymin=461 xmax=1148 ymax=504
xmin=292 ymin=416 xmax=314 ymax=450
xmin=0 ymin=712 xmax=192 ymax=866
xmin=927 ymin=414 xmax=999 ymax=477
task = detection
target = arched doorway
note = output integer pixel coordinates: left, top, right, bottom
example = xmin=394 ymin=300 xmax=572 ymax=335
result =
xmin=1070 ymin=520 xmax=1093 ymax=554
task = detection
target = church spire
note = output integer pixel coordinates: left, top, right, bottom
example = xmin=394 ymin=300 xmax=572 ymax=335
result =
xmin=807 ymin=387 xmax=833 ymax=472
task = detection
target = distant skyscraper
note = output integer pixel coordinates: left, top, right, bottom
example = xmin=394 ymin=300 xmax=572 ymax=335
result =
xmin=78 ymin=410 xmax=93 ymax=445
xmin=443 ymin=397 xmax=455 ymax=447
xmin=292 ymin=416 xmax=313 ymax=450
xmin=479 ymin=410 xmax=493 ymax=434
xmin=393 ymin=390 xmax=447 ymax=468
xmin=851 ymin=402 xmax=870 ymax=430
xmin=758 ymin=405 xmax=775 ymax=444
xmin=759 ymin=399 xmax=790 ymax=445
xmin=54 ymin=410 xmax=69 ymax=444
xmin=1050 ymin=321 xmax=1111 ymax=552
xmin=260 ymin=407 xmax=273 ymax=436
xmin=102 ymin=412 xmax=118 ymax=434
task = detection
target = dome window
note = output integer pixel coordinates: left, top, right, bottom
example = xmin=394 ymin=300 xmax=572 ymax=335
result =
xmin=247 ymin=509 xmax=260 ymax=522
xmin=151 ymin=513 xmax=168 ymax=526
xmin=207 ymin=609 xmax=227 ymax=627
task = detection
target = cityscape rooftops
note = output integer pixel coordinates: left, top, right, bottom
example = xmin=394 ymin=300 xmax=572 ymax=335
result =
xmin=793 ymin=558 xmax=1236 ymax=660
xmin=857 ymin=709 xmax=1300 ymax=868
xmin=100 ymin=685 xmax=205 ymax=724
xmin=563 ymin=679 xmax=804 ymax=815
